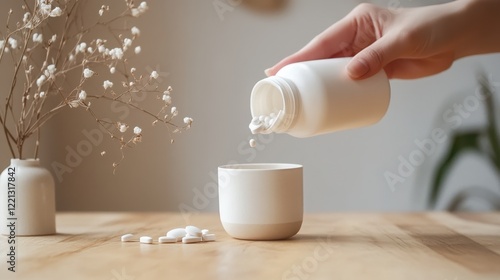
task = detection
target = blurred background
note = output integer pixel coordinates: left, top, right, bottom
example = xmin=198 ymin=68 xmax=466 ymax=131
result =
xmin=1 ymin=0 xmax=499 ymax=213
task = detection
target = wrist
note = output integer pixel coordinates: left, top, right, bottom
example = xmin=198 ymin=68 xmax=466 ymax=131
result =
xmin=454 ymin=0 xmax=500 ymax=58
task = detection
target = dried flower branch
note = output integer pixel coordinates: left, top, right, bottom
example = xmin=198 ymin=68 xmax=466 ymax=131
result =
xmin=0 ymin=0 xmax=192 ymax=172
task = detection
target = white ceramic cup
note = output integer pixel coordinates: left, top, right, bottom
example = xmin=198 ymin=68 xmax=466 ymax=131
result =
xmin=218 ymin=163 xmax=303 ymax=240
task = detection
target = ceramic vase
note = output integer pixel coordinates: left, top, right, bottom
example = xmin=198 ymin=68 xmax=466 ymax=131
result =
xmin=0 ymin=159 xmax=56 ymax=236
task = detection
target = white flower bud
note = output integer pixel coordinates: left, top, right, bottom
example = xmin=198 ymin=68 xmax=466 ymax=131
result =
xmin=49 ymin=7 xmax=62 ymax=17
xmin=131 ymin=26 xmax=140 ymax=36
xmin=171 ymin=106 xmax=178 ymax=116
xmin=103 ymin=80 xmax=113 ymax=89
xmin=150 ymin=71 xmax=159 ymax=79
xmin=83 ymin=68 xmax=94 ymax=78
xmin=78 ymin=90 xmax=87 ymax=100
xmin=119 ymin=124 xmax=128 ymax=133
xmin=33 ymin=33 xmax=43 ymax=43
xmin=133 ymin=126 xmax=142 ymax=135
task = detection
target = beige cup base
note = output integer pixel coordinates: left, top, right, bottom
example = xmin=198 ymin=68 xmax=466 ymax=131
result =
xmin=222 ymin=220 xmax=302 ymax=240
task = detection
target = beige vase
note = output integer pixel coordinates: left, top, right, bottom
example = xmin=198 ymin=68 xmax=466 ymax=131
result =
xmin=0 ymin=159 xmax=56 ymax=236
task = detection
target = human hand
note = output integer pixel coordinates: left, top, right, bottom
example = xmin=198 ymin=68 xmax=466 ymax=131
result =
xmin=265 ymin=0 xmax=500 ymax=80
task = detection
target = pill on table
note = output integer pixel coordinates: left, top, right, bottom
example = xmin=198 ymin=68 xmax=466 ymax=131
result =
xmin=182 ymin=236 xmax=202 ymax=243
xmin=249 ymin=139 xmax=257 ymax=148
xmin=185 ymin=225 xmax=202 ymax=237
xmin=167 ymin=228 xmax=187 ymax=241
xmin=158 ymin=236 xmax=177 ymax=243
xmin=139 ymin=236 xmax=153 ymax=244
xmin=201 ymin=229 xmax=209 ymax=235
xmin=121 ymin=233 xmax=134 ymax=242
xmin=202 ymin=233 xmax=216 ymax=242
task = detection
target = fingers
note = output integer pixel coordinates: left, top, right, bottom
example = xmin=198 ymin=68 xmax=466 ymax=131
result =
xmin=346 ymin=34 xmax=405 ymax=79
xmin=265 ymin=16 xmax=356 ymax=76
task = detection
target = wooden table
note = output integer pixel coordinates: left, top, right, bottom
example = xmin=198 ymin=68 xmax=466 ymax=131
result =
xmin=1 ymin=212 xmax=499 ymax=280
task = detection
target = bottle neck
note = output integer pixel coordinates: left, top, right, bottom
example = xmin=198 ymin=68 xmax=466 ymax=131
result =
xmin=250 ymin=76 xmax=297 ymax=133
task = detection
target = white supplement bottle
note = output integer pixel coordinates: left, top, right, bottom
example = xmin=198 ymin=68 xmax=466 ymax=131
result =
xmin=249 ymin=57 xmax=390 ymax=137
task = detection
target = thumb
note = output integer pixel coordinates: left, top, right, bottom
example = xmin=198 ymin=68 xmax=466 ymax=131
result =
xmin=346 ymin=35 xmax=401 ymax=79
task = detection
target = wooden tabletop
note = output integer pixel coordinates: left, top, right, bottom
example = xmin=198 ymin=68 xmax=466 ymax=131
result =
xmin=1 ymin=212 xmax=499 ymax=280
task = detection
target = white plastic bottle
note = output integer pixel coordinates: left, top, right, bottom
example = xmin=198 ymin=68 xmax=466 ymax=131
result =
xmin=249 ymin=57 xmax=391 ymax=138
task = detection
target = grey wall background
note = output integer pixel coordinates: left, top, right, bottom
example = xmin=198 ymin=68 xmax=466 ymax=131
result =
xmin=1 ymin=0 xmax=499 ymax=213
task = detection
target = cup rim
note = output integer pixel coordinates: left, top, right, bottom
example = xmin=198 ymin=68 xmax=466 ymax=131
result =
xmin=218 ymin=163 xmax=302 ymax=171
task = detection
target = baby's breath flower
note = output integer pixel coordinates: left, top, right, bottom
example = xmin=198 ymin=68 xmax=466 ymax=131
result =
xmin=50 ymin=7 xmax=62 ymax=17
xmin=131 ymin=1 xmax=148 ymax=17
xmin=131 ymin=26 xmax=140 ymax=36
xmin=51 ymin=34 xmax=57 ymax=42
xmin=150 ymin=71 xmax=159 ymax=79
xmin=100 ymin=151 xmax=106 ymax=156
xmin=123 ymin=38 xmax=132 ymax=50
xmin=109 ymin=47 xmax=124 ymax=60
xmin=162 ymin=94 xmax=171 ymax=104
xmin=77 ymin=42 xmax=86 ymax=53
xmin=23 ymin=12 xmax=31 ymax=23
xmin=183 ymin=117 xmax=193 ymax=125
xmin=87 ymin=47 xmax=93 ymax=53
xmin=140 ymin=2 xmax=148 ymax=10
xmin=133 ymin=126 xmax=142 ymax=135
xmin=103 ymin=80 xmax=113 ymax=89
xmin=40 ymin=3 xmax=52 ymax=16
xmin=39 ymin=91 xmax=46 ymax=98
xmin=119 ymin=123 xmax=128 ymax=133
xmin=98 ymin=45 xmax=105 ymax=53
xmin=44 ymin=64 xmax=56 ymax=78
xmin=171 ymin=106 xmax=178 ymax=116
xmin=68 ymin=54 xmax=75 ymax=61
xmin=8 ymin=38 xmax=18 ymax=49
xmin=78 ymin=90 xmax=87 ymax=100
xmin=98 ymin=5 xmax=109 ymax=17
xmin=83 ymin=68 xmax=94 ymax=78
xmin=130 ymin=67 xmax=136 ymax=73
xmin=110 ymin=67 xmax=116 ymax=74
xmin=134 ymin=46 xmax=141 ymax=54
xmin=36 ymin=75 xmax=46 ymax=87
xmin=33 ymin=33 xmax=43 ymax=43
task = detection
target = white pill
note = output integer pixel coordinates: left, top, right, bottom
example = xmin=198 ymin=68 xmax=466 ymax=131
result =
xmin=202 ymin=233 xmax=216 ymax=242
xmin=264 ymin=116 xmax=271 ymax=126
xmin=249 ymin=139 xmax=257 ymax=148
xmin=249 ymin=122 xmax=264 ymax=134
xmin=251 ymin=117 xmax=260 ymax=125
xmin=167 ymin=228 xmax=187 ymax=241
xmin=182 ymin=236 xmax=202 ymax=243
xmin=258 ymin=115 xmax=265 ymax=122
xmin=269 ymin=113 xmax=276 ymax=119
xmin=139 ymin=236 xmax=153 ymax=244
xmin=185 ymin=225 xmax=202 ymax=237
xmin=121 ymin=233 xmax=134 ymax=242
xmin=201 ymin=229 xmax=209 ymax=235
xmin=158 ymin=236 xmax=177 ymax=243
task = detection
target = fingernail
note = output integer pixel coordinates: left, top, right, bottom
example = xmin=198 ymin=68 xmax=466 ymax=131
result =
xmin=346 ymin=59 xmax=369 ymax=79
xmin=264 ymin=68 xmax=272 ymax=76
